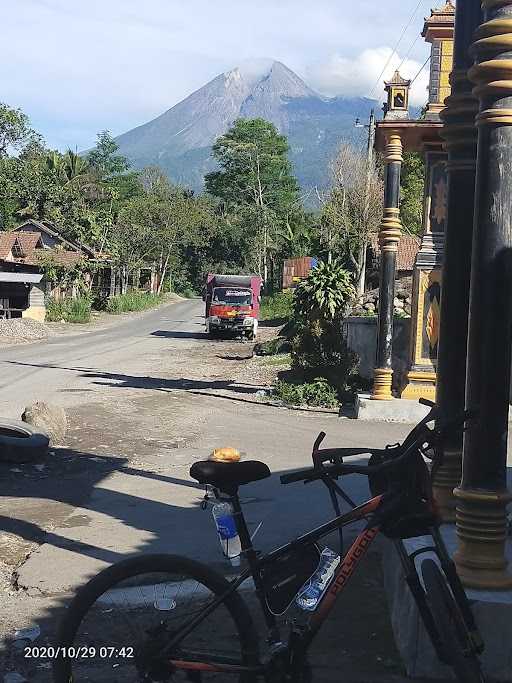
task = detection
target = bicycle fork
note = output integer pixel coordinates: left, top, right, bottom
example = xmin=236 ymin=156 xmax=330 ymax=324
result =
xmin=430 ymin=527 xmax=484 ymax=654
xmin=394 ymin=538 xmax=451 ymax=664
xmin=394 ymin=529 xmax=484 ymax=662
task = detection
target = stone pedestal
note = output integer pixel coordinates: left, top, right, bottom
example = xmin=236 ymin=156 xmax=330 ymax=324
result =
xmin=382 ymin=525 xmax=512 ymax=681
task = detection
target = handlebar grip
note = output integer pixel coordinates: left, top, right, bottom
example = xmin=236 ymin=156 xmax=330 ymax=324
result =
xmin=312 ymin=431 xmax=326 ymax=452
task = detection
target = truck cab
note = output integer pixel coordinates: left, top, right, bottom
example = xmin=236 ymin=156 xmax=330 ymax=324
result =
xmin=205 ymin=274 xmax=262 ymax=339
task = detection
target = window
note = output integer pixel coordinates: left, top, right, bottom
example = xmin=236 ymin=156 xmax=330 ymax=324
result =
xmin=393 ymin=91 xmax=405 ymax=109
xmin=12 ymin=239 xmax=24 ymax=258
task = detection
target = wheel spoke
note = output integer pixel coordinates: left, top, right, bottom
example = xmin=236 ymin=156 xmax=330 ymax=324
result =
xmin=53 ymin=556 xmax=258 ymax=682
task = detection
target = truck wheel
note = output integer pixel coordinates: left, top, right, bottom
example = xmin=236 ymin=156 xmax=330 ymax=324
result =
xmin=0 ymin=419 xmax=49 ymax=463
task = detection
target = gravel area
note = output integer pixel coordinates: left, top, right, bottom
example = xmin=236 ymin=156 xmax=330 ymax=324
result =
xmin=0 ymin=319 xmax=51 ymax=344
xmin=237 ymin=324 xmax=291 ymax=388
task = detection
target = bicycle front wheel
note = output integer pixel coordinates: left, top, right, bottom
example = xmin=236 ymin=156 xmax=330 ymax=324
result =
xmin=53 ymin=554 xmax=259 ymax=682
xmin=421 ymin=559 xmax=484 ymax=683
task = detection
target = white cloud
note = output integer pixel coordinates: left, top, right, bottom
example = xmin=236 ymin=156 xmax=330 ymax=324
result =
xmin=307 ymin=48 xmax=430 ymax=108
xmin=1 ymin=1 xmax=431 ymax=149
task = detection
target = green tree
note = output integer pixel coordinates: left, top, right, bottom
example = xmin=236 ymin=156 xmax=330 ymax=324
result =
xmin=86 ymin=130 xmax=129 ymax=179
xmin=400 ymin=152 xmax=425 ymax=235
xmin=205 ymin=118 xmax=301 ymax=287
xmin=114 ymin=174 xmax=213 ymax=293
xmin=320 ymin=144 xmax=383 ymax=294
xmin=0 ymin=103 xmax=37 ymax=157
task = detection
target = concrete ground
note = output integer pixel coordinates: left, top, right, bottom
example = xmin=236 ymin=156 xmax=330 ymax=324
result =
xmin=0 ymin=299 xmax=499 ymax=681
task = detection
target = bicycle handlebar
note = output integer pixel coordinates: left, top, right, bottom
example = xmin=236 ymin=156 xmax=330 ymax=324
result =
xmin=280 ymin=402 xmax=477 ymax=486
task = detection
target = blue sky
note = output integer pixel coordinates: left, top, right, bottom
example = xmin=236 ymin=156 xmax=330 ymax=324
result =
xmin=2 ymin=0 xmax=433 ymax=151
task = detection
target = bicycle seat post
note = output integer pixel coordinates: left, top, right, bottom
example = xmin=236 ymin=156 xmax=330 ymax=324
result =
xmin=230 ymin=492 xmax=281 ymax=641
xmin=230 ymin=491 xmax=256 ymax=561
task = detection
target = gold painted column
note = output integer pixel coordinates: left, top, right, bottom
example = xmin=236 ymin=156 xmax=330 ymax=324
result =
xmin=372 ymin=133 xmax=403 ymax=400
xmin=453 ymin=0 xmax=512 ymax=589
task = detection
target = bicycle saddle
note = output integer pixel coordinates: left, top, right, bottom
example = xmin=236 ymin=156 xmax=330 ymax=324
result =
xmin=190 ymin=460 xmax=271 ymax=492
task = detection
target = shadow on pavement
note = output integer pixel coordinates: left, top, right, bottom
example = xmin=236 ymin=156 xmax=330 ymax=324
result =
xmin=1 ymin=434 xmax=479 ymax=682
xmin=5 ymin=361 xmax=262 ymax=396
xmin=150 ymin=330 xmax=205 ymax=340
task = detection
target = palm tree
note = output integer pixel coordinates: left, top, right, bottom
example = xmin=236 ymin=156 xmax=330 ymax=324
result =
xmin=61 ymin=150 xmax=91 ymax=184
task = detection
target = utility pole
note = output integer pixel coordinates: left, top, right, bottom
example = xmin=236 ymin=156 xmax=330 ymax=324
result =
xmin=355 ymin=109 xmax=376 ymax=295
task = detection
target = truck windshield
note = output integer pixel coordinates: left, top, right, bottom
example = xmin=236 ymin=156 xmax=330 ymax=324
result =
xmin=212 ymin=288 xmax=252 ymax=306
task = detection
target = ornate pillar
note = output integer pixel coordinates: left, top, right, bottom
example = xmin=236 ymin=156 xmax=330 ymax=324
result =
xmin=434 ymin=0 xmax=483 ymax=522
xmin=454 ymin=0 xmax=512 ymax=589
xmin=401 ymin=151 xmax=447 ymax=402
xmin=372 ymin=133 xmax=403 ymax=400
xmin=401 ymin=3 xmax=454 ymax=403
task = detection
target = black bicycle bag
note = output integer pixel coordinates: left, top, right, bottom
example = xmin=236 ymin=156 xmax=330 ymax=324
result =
xmin=259 ymin=543 xmax=320 ymax=615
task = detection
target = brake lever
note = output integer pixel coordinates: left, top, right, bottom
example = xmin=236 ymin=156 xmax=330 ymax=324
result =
xmin=312 ymin=432 xmax=327 ymax=469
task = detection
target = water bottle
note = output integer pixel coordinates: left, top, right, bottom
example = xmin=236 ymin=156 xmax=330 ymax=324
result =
xmin=296 ymin=547 xmax=340 ymax=611
xmin=212 ymin=502 xmax=241 ymax=567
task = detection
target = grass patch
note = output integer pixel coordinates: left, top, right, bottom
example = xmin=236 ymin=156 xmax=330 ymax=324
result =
xmin=106 ymin=290 xmax=165 ymax=314
xmin=46 ymin=296 xmax=92 ymax=324
xmin=260 ymin=291 xmax=293 ymax=323
xmin=178 ymin=287 xmax=197 ymax=299
xmin=261 ymin=353 xmax=292 ymax=367
xmin=273 ymin=377 xmax=339 ymax=408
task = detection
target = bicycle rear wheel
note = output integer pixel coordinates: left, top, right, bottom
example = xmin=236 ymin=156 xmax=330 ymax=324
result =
xmin=421 ymin=559 xmax=484 ymax=683
xmin=53 ymin=554 xmax=259 ymax=682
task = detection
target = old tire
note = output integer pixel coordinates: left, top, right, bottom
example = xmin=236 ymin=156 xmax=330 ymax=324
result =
xmin=0 ymin=419 xmax=49 ymax=463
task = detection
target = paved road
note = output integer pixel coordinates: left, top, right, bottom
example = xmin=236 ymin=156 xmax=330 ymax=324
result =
xmin=0 ymin=300 xmax=503 ymax=683
xmin=0 ymin=299 xmax=412 ymax=594
xmin=0 ymin=298 xmax=205 ymax=417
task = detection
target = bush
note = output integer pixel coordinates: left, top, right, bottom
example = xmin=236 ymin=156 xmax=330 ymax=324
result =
xmin=294 ymin=261 xmax=355 ymax=324
xmin=273 ymin=377 xmax=339 ymax=408
xmin=254 ymin=337 xmax=292 ymax=356
xmin=106 ymin=290 xmax=164 ymax=314
xmin=288 ymin=260 xmax=359 ymax=397
xmin=179 ymin=287 xmax=197 ymax=299
xmin=260 ymin=291 xmax=294 ymax=322
xmin=46 ymin=296 xmax=92 ymax=324
xmin=292 ymin=320 xmax=358 ymax=390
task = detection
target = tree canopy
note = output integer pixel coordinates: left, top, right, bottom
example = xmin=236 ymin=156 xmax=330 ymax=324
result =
xmin=0 ymin=102 xmax=409 ymax=296
xmin=205 ymin=118 xmax=307 ymax=289
xmin=400 ymin=152 xmax=425 ymax=235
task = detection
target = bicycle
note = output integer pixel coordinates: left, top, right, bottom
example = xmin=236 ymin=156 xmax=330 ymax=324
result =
xmin=53 ymin=399 xmax=485 ymax=682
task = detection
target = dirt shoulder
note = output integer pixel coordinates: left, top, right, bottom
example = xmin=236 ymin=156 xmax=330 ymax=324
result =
xmin=0 ymin=294 xmax=186 ymax=348
xmin=45 ymin=293 xmax=186 ymax=337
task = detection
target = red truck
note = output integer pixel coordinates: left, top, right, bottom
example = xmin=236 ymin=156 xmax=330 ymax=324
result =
xmin=204 ymin=274 xmax=263 ymax=339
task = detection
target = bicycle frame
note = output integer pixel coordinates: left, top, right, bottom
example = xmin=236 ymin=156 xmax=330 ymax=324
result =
xmin=167 ymin=485 xmax=483 ymax=677
xmin=166 ymin=493 xmax=384 ymax=674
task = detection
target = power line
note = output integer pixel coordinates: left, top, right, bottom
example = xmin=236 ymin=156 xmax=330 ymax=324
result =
xmin=410 ymin=54 xmax=431 ymax=85
xmin=397 ymin=33 xmax=421 ymax=72
xmin=367 ymin=0 xmax=426 ymax=102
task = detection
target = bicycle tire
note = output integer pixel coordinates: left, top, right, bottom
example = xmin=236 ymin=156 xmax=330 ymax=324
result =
xmin=53 ymin=554 xmax=259 ymax=682
xmin=421 ymin=559 xmax=485 ymax=683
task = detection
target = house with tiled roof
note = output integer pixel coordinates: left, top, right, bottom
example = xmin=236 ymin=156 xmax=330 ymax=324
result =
xmin=0 ymin=220 xmax=106 ymax=321
xmin=366 ymin=234 xmax=421 ymax=291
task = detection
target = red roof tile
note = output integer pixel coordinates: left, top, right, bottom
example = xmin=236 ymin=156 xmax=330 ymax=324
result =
xmin=0 ymin=233 xmax=16 ymax=259
xmin=16 ymin=232 xmax=41 ymax=254
xmin=370 ymin=234 xmax=420 ymax=271
xmin=0 ymin=231 xmax=83 ymax=269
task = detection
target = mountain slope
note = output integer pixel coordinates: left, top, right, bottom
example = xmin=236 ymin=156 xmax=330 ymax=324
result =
xmin=114 ymin=61 xmax=378 ymax=193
